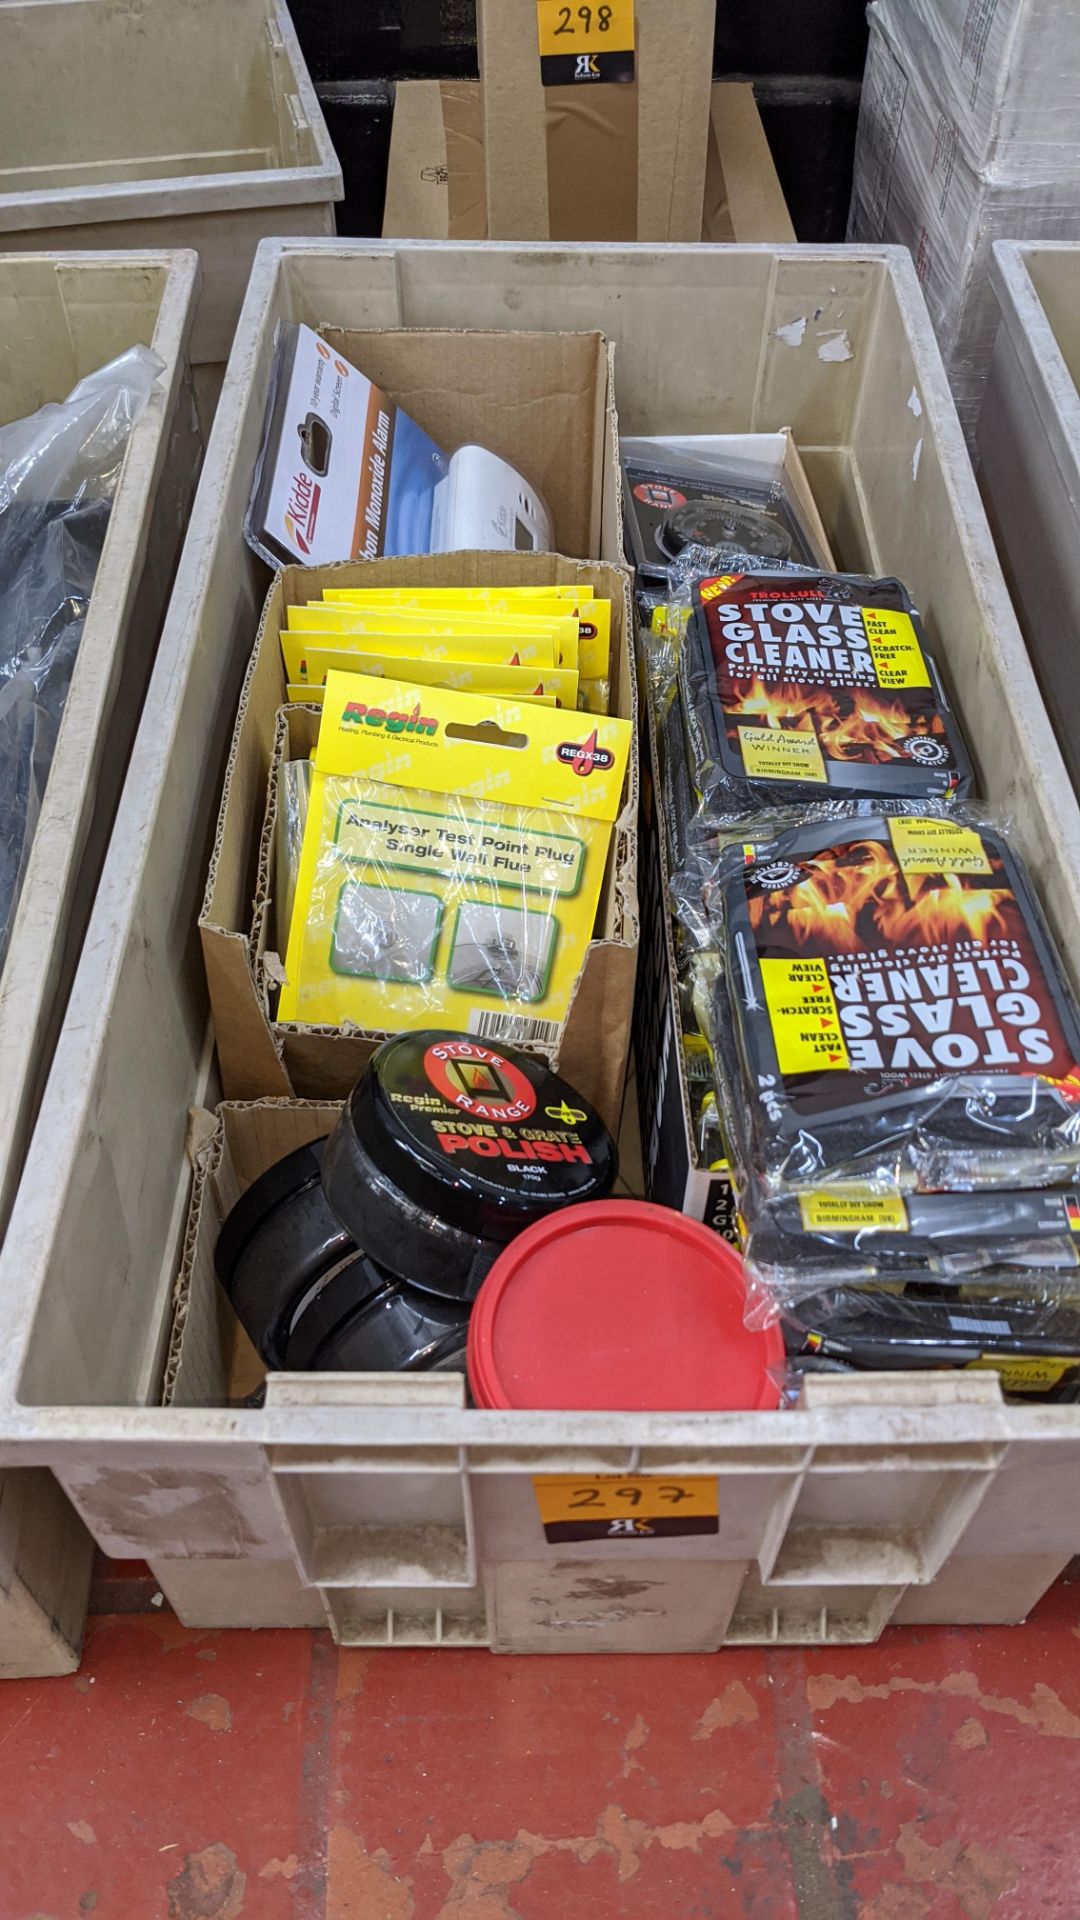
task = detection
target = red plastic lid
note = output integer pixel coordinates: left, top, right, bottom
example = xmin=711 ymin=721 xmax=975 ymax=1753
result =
xmin=467 ymin=1199 xmax=784 ymax=1411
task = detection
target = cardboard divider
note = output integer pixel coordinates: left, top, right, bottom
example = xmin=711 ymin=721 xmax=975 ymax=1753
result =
xmin=702 ymin=86 xmax=796 ymax=246
xmin=166 ymin=1099 xmax=342 ymax=1409
xmin=382 ymin=82 xmax=488 ymax=243
xmin=200 ymin=551 xmax=638 ymax=1137
xmin=168 ymin=1066 xmax=649 ymax=1411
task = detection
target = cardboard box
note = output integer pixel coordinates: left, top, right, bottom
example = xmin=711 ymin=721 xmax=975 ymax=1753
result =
xmin=166 ymin=1099 xmax=342 ymax=1410
xmin=170 ymin=1077 xmax=651 ymax=1410
xmin=849 ymin=0 xmax=1080 ymax=438
xmin=476 ymin=0 xmax=715 ymax=243
xmin=384 ymin=80 xmax=794 ymax=245
xmin=199 ymin=545 xmax=639 ymax=1139
xmin=382 ymin=82 xmax=488 ymax=243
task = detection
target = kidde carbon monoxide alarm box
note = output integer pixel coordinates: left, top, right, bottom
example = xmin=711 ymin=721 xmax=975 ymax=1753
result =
xmin=246 ymin=324 xmax=449 ymax=568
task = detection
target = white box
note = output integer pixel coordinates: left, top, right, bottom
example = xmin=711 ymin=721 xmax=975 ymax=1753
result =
xmin=849 ymin=0 xmax=1080 ymax=438
xmin=2 ymin=240 xmax=1080 ymax=1655
xmin=979 ymin=241 xmax=1080 ymax=797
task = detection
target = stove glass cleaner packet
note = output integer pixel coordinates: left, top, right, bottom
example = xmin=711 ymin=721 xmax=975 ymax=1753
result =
xmin=680 ymin=572 xmax=974 ymax=828
xmin=713 ymin=810 xmax=1080 ymax=1196
xmin=746 ymin=1183 xmax=1080 ymax=1289
xmin=279 ymin=671 xmax=631 ymax=1045
xmin=783 ymin=1282 xmax=1080 ymax=1401
xmin=245 ymin=324 xmax=449 ymax=569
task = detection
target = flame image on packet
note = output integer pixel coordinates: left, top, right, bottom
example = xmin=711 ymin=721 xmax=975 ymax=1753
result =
xmin=712 ymin=809 xmax=1080 ymax=1197
xmin=679 ymin=572 xmax=974 ymax=828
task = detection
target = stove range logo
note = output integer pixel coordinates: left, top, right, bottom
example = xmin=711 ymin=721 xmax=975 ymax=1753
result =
xmin=633 ymin=480 xmax=687 ymax=510
xmin=424 ymin=1040 xmax=538 ymax=1124
xmin=556 ymin=728 xmax=614 ymax=778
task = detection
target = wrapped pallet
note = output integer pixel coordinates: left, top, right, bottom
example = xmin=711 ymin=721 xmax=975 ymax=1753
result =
xmin=848 ymin=0 xmax=1080 ymax=439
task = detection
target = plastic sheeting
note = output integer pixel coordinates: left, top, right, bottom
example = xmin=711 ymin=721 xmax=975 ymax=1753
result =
xmin=0 ymin=345 xmax=161 ymax=976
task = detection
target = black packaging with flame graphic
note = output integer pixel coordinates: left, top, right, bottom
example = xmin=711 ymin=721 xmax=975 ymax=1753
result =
xmin=714 ymin=811 xmax=1080 ymax=1196
xmin=680 ymin=572 xmax=974 ymax=825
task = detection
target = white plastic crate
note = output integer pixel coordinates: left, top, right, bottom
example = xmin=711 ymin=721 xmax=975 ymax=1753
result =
xmin=0 ymin=0 xmax=341 ymax=379
xmin=0 ymin=1469 xmax=93 ymax=1677
xmin=979 ymin=242 xmax=1080 ymax=800
xmin=2 ymin=240 xmax=1080 ymax=1655
xmin=0 ymin=250 xmax=201 ymax=1243
xmin=0 ymin=248 xmax=200 ymax=1676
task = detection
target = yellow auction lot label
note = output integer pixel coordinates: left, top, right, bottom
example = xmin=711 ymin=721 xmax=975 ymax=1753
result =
xmin=536 ymin=0 xmax=635 ymax=82
xmin=532 ymin=1475 xmax=718 ymax=1542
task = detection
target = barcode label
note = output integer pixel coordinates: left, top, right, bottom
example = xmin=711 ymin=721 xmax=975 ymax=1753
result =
xmin=467 ymin=1009 xmax=562 ymax=1048
xmin=948 ymin=1315 xmax=1012 ymax=1336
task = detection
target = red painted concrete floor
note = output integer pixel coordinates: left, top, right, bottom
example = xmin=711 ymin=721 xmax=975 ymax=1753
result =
xmin=5 ymin=1576 xmax=1080 ymax=1918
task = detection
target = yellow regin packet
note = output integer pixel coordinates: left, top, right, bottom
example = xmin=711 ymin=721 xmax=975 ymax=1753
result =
xmin=318 ymin=587 xmax=610 ymax=679
xmin=286 ymin=603 xmax=581 ymax=667
xmin=279 ymin=671 xmax=632 ymax=1044
xmin=281 ymin=628 xmax=564 ymax=679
